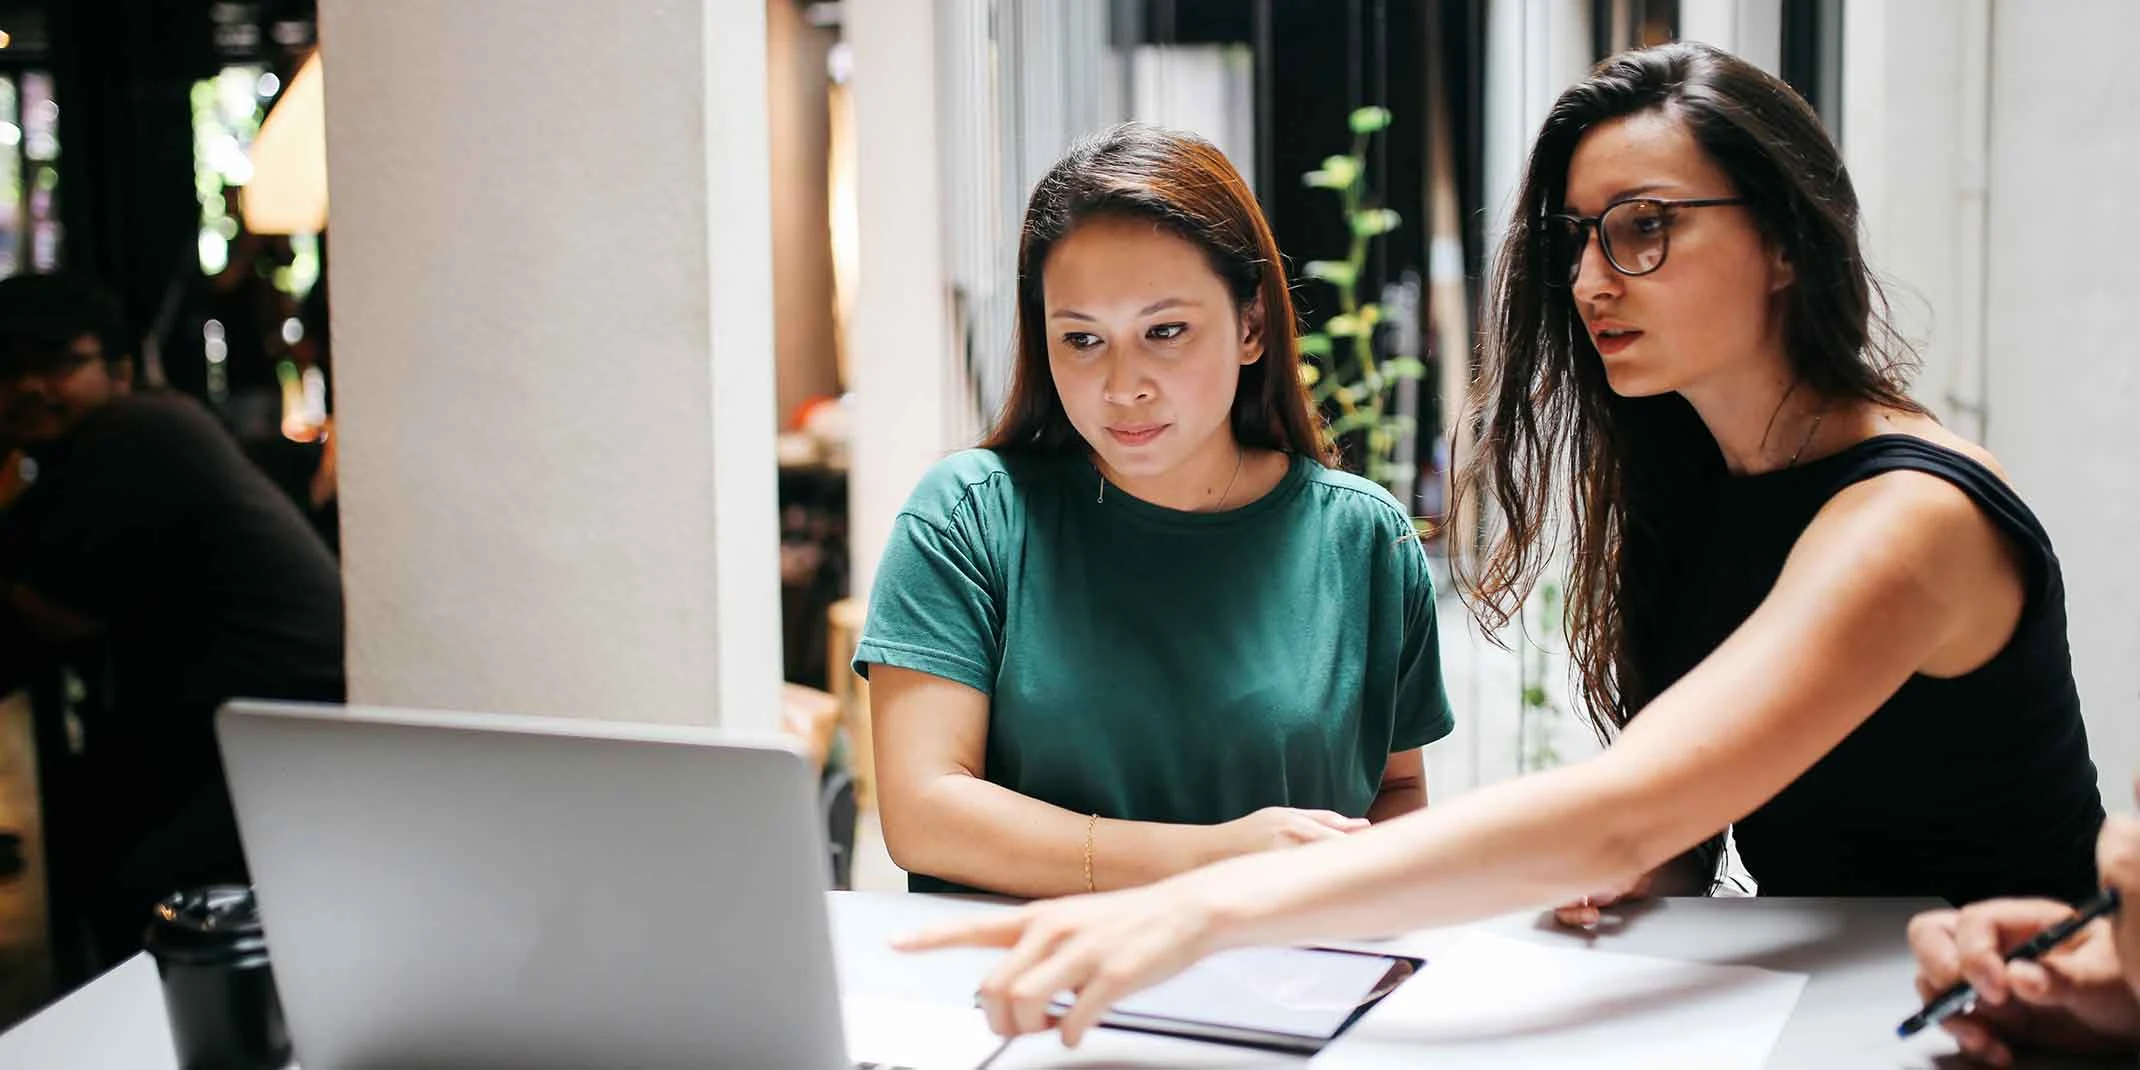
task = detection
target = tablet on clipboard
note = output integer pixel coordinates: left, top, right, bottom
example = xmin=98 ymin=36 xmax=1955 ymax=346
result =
xmin=1042 ymin=945 xmax=1421 ymax=1055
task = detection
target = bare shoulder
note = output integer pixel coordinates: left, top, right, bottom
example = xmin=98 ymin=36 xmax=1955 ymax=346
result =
xmin=1816 ymin=464 xmax=1996 ymax=549
xmin=1792 ymin=429 xmax=2025 ymax=657
xmin=1795 ymin=414 xmax=2029 ymax=671
xmin=1868 ymin=409 xmax=2014 ymax=483
xmin=1788 ymin=405 xmax=2020 ymax=587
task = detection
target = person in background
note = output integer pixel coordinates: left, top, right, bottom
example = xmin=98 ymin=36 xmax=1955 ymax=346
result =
xmin=894 ymin=42 xmax=2104 ymax=1045
xmin=0 ymin=273 xmax=345 ymax=980
xmin=854 ymin=123 xmax=1453 ymax=897
xmin=1906 ymin=788 xmax=2140 ymax=1066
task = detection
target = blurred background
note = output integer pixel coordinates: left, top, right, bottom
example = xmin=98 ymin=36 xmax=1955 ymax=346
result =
xmin=0 ymin=0 xmax=2131 ymax=1032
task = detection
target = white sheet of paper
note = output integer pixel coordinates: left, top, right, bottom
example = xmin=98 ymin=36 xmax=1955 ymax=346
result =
xmin=843 ymin=994 xmax=1009 ymax=1070
xmin=1310 ymin=931 xmax=1808 ymax=1069
xmin=989 ymin=1030 xmax=1308 ymax=1069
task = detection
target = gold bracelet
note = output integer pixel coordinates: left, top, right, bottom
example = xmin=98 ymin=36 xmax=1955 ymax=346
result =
xmin=1083 ymin=813 xmax=1099 ymax=893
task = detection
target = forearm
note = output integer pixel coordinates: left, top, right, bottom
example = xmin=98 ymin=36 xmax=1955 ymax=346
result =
xmin=882 ymin=772 xmax=1223 ymax=898
xmin=1204 ymin=757 xmax=1675 ymax=946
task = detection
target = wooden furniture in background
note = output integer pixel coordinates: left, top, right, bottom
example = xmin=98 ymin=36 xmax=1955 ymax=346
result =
xmin=825 ymin=598 xmax=873 ymax=812
xmin=779 ymin=683 xmax=841 ymax=773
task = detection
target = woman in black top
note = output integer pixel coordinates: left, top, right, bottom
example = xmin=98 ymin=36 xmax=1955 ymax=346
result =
xmin=898 ymin=41 xmax=2108 ymax=1045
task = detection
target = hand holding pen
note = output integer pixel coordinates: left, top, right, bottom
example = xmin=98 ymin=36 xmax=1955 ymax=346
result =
xmin=1903 ymin=799 xmax=2140 ymax=1065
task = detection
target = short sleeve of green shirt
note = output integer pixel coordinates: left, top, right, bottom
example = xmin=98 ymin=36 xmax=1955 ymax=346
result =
xmin=849 ymin=455 xmax=1006 ymax=696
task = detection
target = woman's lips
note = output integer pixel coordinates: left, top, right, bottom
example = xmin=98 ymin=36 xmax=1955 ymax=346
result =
xmin=1593 ymin=330 xmax=1642 ymax=356
xmin=1107 ymin=425 xmax=1168 ymax=447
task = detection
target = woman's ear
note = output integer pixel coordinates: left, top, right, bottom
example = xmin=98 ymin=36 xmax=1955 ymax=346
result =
xmin=1768 ymin=243 xmax=1797 ymax=293
xmin=1239 ymin=293 xmax=1267 ymax=366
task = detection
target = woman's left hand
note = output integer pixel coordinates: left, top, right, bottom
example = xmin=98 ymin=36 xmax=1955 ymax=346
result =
xmin=1551 ymin=868 xmax=1654 ymax=928
xmin=893 ymin=874 xmax=1232 ymax=1046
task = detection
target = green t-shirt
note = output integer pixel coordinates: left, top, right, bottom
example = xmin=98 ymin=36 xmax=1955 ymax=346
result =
xmin=854 ymin=448 xmax=1454 ymax=893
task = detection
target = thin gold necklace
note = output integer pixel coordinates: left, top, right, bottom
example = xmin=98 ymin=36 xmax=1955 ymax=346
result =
xmin=1211 ymin=447 xmax=1246 ymax=512
xmin=1787 ymin=402 xmax=1829 ymax=468
xmin=1095 ymin=447 xmax=1247 ymax=509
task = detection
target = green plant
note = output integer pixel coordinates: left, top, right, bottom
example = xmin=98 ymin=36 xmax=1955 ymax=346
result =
xmin=1516 ymin=580 xmax=1566 ymax=772
xmin=1297 ymin=106 xmax=1424 ymax=492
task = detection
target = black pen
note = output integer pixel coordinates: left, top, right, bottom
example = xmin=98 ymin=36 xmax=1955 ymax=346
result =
xmin=1897 ymin=886 xmax=2123 ymax=1038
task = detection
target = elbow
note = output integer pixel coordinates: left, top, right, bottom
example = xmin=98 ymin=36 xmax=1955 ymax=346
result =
xmin=877 ymin=815 xmax=919 ymax=874
xmin=880 ymin=826 xmax=949 ymax=880
xmin=874 ymin=773 xmax=962 ymax=877
xmin=882 ymin=840 xmax=930 ymax=879
xmin=875 ymin=794 xmax=931 ymax=875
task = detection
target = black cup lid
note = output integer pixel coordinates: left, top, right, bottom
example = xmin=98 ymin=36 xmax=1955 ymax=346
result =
xmin=146 ymin=885 xmax=267 ymax=956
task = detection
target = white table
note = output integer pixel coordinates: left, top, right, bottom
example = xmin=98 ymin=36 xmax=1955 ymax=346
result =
xmin=2 ymin=892 xmax=2123 ymax=1069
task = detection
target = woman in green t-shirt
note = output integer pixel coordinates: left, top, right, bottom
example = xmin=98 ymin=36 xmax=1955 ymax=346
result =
xmin=852 ymin=123 xmax=1455 ymax=897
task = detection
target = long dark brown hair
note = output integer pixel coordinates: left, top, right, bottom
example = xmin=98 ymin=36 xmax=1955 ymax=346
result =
xmin=1452 ymin=42 xmax=1925 ymax=742
xmin=981 ymin=123 xmax=1333 ymax=463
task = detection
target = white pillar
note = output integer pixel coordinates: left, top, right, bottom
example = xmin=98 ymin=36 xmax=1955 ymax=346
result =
xmin=844 ymin=0 xmax=957 ymax=603
xmin=1482 ymin=0 xmax=1593 ymax=247
xmin=1842 ymin=0 xmax=1992 ymax=440
xmin=320 ymin=0 xmax=782 ymax=731
xmin=1676 ymin=0 xmax=1784 ymax=75
xmin=1977 ymin=0 xmax=2140 ymax=807
xmin=1843 ymin=0 xmax=2140 ymax=806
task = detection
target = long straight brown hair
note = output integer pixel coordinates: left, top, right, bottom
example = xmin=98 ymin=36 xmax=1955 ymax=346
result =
xmin=981 ymin=123 xmax=1334 ymax=463
xmin=1452 ymin=43 xmax=1924 ymax=743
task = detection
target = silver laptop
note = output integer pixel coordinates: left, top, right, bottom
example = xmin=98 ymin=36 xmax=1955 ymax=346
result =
xmin=216 ymin=700 xmax=862 ymax=1069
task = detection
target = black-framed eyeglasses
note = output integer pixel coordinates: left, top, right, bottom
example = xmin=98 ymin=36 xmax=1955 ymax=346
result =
xmin=1543 ymin=197 xmax=1746 ymax=285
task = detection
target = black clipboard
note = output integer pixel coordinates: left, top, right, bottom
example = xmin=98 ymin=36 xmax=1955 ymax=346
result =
xmin=1038 ymin=945 xmax=1423 ymax=1055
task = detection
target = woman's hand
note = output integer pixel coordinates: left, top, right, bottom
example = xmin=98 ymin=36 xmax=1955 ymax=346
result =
xmin=1906 ymin=897 xmax=2140 ymax=1066
xmin=2101 ymin=801 xmax=2140 ymax=1006
xmin=1550 ymin=842 xmax=1722 ymax=928
xmin=895 ymin=872 xmax=1236 ymax=1046
xmin=1209 ymin=806 xmax=1367 ymax=862
xmin=1551 ymin=867 xmax=1656 ymax=928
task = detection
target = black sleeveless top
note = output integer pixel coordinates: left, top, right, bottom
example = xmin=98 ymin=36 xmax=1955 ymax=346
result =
xmin=1648 ymin=435 xmax=2104 ymax=905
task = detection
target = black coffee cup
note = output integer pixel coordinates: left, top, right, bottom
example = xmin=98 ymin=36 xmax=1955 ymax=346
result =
xmin=143 ymin=885 xmax=293 ymax=1070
